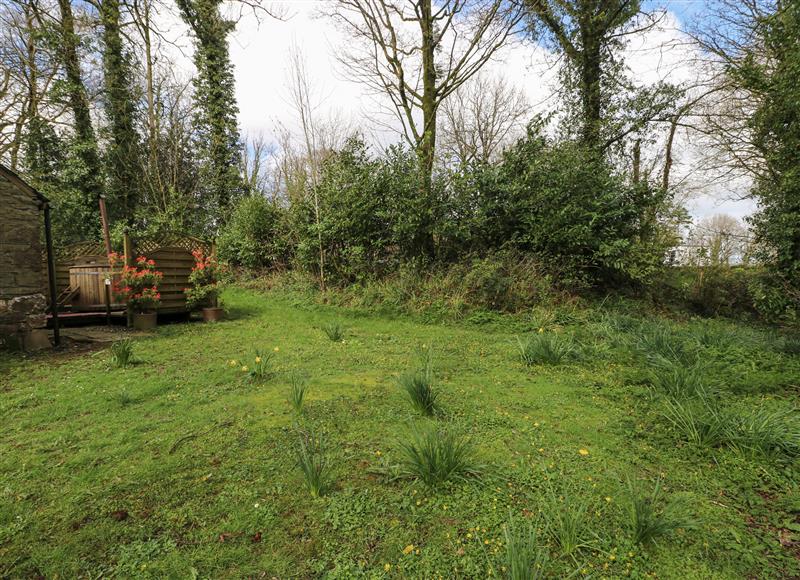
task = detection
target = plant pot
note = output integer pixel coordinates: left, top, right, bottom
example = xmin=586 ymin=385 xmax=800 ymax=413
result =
xmin=202 ymin=307 xmax=224 ymax=322
xmin=133 ymin=312 xmax=158 ymax=331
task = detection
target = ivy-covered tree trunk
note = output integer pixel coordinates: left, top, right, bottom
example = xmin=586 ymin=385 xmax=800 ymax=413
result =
xmin=100 ymin=0 xmax=140 ymax=226
xmin=175 ymin=0 xmax=243 ymax=233
xmin=57 ymin=0 xmax=103 ymax=211
xmin=416 ymin=0 xmax=437 ymax=259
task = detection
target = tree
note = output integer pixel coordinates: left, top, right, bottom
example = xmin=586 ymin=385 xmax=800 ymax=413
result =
xmin=439 ymin=72 xmax=529 ymax=166
xmin=524 ymin=0 xmax=678 ymax=157
xmin=326 ymin=0 xmax=523 ymax=256
xmin=100 ymin=0 xmax=141 ymax=225
xmin=175 ymin=0 xmax=245 ymax=232
xmin=686 ymin=214 xmax=752 ymax=266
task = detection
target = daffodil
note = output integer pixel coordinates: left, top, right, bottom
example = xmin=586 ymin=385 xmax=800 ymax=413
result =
xmin=255 ymin=356 xmax=262 ymax=363
xmin=241 ymin=366 xmax=248 ymax=372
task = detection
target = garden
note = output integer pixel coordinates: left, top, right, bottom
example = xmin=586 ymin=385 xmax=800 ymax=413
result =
xmin=1 ymin=286 xmax=798 ymax=578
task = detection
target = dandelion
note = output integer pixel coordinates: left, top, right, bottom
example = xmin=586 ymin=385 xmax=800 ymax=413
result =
xmin=375 ymin=450 xmax=382 ymax=456
xmin=578 ymin=448 xmax=590 ymax=456
xmin=384 ymin=563 xmax=391 ymax=571
xmin=605 ymin=496 xmax=612 ymax=503
xmin=538 ymin=327 xmax=544 ymax=333
xmin=228 ymin=360 xmax=237 ymax=367
xmin=273 ymin=347 xmax=280 ymax=352
xmin=402 ymin=544 xmax=414 ymax=555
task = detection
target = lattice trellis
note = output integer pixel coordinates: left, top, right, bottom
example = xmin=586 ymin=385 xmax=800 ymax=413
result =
xmin=133 ymin=235 xmax=211 ymax=256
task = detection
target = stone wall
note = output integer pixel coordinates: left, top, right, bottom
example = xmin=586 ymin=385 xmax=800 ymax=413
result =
xmin=0 ymin=171 xmax=48 ymax=350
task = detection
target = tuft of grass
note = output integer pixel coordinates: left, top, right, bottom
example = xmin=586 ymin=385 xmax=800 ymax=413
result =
xmin=517 ymin=333 xmax=575 ymax=366
xmin=397 ymin=345 xmax=438 ymax=416
xmin=648 ymin=360 xmax=710 ymax=399
xmin=113 ymin=390 xmax=136 ymax=407
xmin=397 ymin=428 xmax=480 ymax=488
xmin=543 ymin=489 xmax=594 ymax=558
xmin=247 ymin=349 xmax=275 ymax=382
xmin=635 ymin=324 xmax=694 ymax=365
xmin=288 ymin=374 xmax=308 ymax=415
xmin=625 ymin=478 xmax=696 ymax=545
xmin=503 ymin=518 xmax=550 ymax=580
xmin=295 ymin=432 xmax=330 ymax=497
xmin=721 ymin=405 xmax=800 ymax=457
xmin=662 ymin=395 xmax=725 ymax=448
xmin=110 ymin=339 xmax=134 ymax=368
xmin=321 ymin=321 xmax=344 ymax=342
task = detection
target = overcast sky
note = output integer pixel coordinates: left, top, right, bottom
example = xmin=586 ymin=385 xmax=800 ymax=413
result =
xmin=202 ymin=1 xmax=756 ymax=222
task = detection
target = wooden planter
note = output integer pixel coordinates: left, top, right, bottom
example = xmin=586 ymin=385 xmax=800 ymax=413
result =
xmin=133 ymin=312 xmax=157 ymax=331
xmin=202 ymin=307 xmax=224 ymax=322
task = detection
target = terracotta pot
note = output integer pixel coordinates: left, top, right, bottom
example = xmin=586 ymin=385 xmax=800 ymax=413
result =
xmin=202 ymin=307 xmax=224 ymax=322
xmin=133 ymin=312 xmax=158 ymax=331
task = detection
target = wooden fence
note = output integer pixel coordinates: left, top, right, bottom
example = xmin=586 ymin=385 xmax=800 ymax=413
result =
xmin=47 ymin=235 xmax=211 ymax=314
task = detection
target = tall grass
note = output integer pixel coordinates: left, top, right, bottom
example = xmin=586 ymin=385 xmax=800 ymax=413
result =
xmin=295 ymin=432 xmax=330 ymax=497
xmin=502 ymin=519 xmax=550 ymax=580
xmin=625 ymin=478 xmax=696 ymax=545
xmin=634 ymin=324 xmax=694 ymax=366
xmin=543 ymin=489 xmax=594 ymax=558
xmin=397 ymin=345 xmax=438 ymax=416
xmin=288 ymin=374 xmax=308 ymax=415
xmin=321 ymin=321 xmax=344 ymax=342
xmin=110 ymin=339 xmax=134 ymax=368
xmin=517 ymin=333 xmax=575 ymax=366
xmin=397 ymin=428 xmax=480 ymax=488
xmin=648 ymin=360 xmax=710 ymax=399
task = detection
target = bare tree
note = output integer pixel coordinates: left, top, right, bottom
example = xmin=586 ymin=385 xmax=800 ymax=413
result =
xmin=686 ymin=213 xmax=753 ymax=266
xmin=324 ymin=0 xmax=523 ymax=212
xmin=439 ymin=72 xmax=529 ymax=166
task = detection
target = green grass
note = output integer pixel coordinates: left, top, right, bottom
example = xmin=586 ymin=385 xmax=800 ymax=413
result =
xmin=0 ymin=287 xmax=798 ymax=578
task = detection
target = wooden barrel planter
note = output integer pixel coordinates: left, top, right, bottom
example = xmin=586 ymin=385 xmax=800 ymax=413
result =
xmin=68 ymin=260 xmax=123 ymax=312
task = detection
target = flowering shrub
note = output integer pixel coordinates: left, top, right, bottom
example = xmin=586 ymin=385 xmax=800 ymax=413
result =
xmin=109 ymin=253 xmax=163 ymax=313
xmin=185 ymin=249 xmax=226 ymax=310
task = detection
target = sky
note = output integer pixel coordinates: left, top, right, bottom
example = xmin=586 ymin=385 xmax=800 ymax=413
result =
xmin=205 ymin=0 xmax=755 ymax=222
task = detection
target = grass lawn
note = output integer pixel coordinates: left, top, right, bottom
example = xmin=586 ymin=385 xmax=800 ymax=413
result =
xmin=1 ymin=287 xmax=798 ymax=578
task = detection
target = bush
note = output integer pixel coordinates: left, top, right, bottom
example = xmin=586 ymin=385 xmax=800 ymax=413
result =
xmin=218 ymin=195 xmax=292 ymax=270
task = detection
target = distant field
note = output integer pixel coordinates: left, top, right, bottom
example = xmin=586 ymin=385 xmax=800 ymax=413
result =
xmin=1 ymin=287 xmax=798 ymax=578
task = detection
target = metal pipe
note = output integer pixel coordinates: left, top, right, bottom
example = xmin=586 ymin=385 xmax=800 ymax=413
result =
xmin=43 ymin=202 xmax=60 ymax=347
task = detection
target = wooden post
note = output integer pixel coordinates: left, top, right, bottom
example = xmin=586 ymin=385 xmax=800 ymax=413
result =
xmin=43 ymin=203 xmax=60 ymax=347
xmin=123 ymin=230 xmax=133 ymax=327
xmin=99 ymin=196 xmax=112 ymax=256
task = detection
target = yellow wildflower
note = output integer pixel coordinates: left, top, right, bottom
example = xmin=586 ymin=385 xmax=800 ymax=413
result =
xmin=255 ymin=356 xmax=261 ymax=363
xmin=384 ymin=563 xmax=391 ymax=571
xmin=241 ymin=366 xmax=248 ymax=372
xmin=578 ymin=448 xmax=590 ymax=456
xmin=538 ymin=327 xmax=544 ymax=333
xmin=402 ymin=544 xmax=414 ymax=555
xmin=273 ymin=347 xmax=279 ymax=352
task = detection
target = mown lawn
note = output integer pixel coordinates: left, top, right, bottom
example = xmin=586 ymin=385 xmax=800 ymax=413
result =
xmin=1 ymin=288 xmax=798 ymax=579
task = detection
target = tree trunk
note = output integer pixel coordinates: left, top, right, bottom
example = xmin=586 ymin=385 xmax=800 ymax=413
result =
xmin=579 ymin=22 xmax=603 ymax=154
xmin=417 ymin=0 xmax=437 ymax=259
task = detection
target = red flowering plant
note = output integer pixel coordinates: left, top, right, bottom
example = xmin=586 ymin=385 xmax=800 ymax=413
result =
xmin=185 ymin=249 xmax=226 ymax=310
xmin=109 ymin=253 xmax=163 ymax=313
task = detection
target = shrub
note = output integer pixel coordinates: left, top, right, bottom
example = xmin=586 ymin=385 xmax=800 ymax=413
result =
xmin=185 ymin=249 xmax=227 ymax=310
xmin=502 ymin=519 xmax=550 ymax=580
xmin=517 ymin=333 xmax=575 ymax=366
xmin=397 ymin=428 xmax=480 ymax=488
xmin=321 ymin=322 xmax=344 ymax=342
xmin=625 ymin=478 xmax=696 ymax=545
xmin=295 ymin=432 xmax=330 ymax=497
xmin=288 ymin=374 xmax=308 ymax=415
xmin=110 ymin=339 xmax=134 ymax=368
xmin=109 ymin=254 xmax=163 ymax=313
xmin=217 ymin=195 xmax=292 ymax=270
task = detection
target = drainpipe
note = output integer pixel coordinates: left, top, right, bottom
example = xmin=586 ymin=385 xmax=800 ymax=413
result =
xmin=43 ymin=202 xmax=60 ymax=347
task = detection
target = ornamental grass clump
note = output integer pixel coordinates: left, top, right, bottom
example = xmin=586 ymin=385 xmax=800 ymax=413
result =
xmin=110 ymin=339 xmax=134 ymax=368
xmin=517 ymin=332 xmax=575 ymax=366
xmin=397 ymin=427 xmax=480 ymax=488
xmin=503 ymin=518 xmax=550 ymax=580
xmin=295 ymin=432 xmax=330 ymax=497
xmin=625 ymin=478 xmax=696 ymax=545
xmin=321 ymin=321 xmax=344 ymax=342
xmin=397 ymin=345 xmax=438 ymax=416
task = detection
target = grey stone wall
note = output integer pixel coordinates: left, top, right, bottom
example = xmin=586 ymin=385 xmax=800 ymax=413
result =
xmin=0 ymin=173 xmax=47 ymax=350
